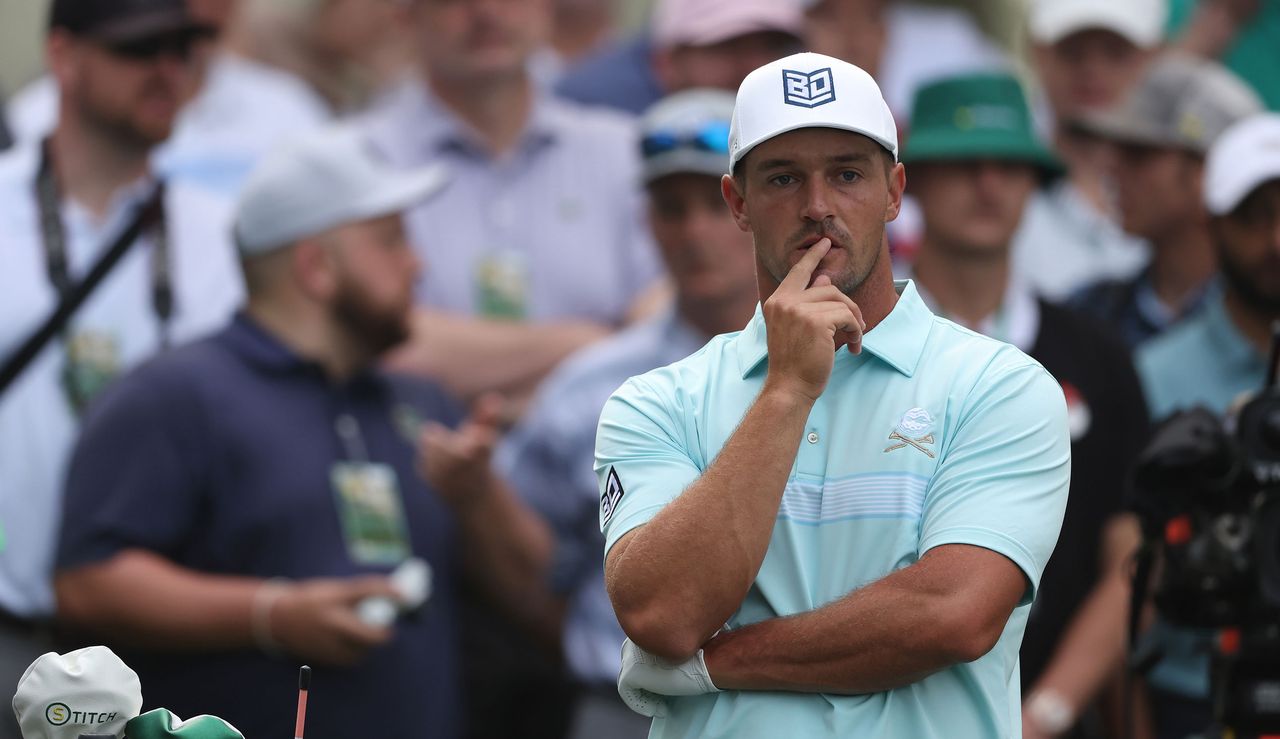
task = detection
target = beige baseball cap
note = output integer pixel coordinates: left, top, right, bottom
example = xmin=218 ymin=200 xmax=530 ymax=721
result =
xmin=729 ymin=52 xmax=898 ymax=173
xmin=1076 ymin=54 xmax=1263 ymax=154
xmin=12 ymin=647 xmax=143 ymax=739
xmin=1205 ymin=113 xmax=1280 ymax=216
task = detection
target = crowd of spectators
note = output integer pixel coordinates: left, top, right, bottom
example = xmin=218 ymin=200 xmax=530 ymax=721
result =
xmin=1 ymin=0 xmax=1278 ymax=738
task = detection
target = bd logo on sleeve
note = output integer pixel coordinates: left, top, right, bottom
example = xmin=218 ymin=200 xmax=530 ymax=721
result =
xmin=783 ymin=68 xmax=836 ymax=108
xmin=601 ymin=467 xmax=625 ymax=526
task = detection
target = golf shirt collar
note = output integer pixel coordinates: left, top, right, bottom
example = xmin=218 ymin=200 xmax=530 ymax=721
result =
xmin=736 ymin=280 xmax=934 ymax=379
xmin=1205 ymin=293 xmax=1266 ymax=376
xmin=378 ymin=77 xmax=563 ymax=163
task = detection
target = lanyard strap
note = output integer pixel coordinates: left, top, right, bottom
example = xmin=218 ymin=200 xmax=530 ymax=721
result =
xmin=36 ymin=138 xmax=175 ymax=348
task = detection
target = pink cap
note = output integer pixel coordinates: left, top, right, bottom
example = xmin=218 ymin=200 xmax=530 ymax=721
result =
xmin=652 ymin=0 xmax=805 ymax=49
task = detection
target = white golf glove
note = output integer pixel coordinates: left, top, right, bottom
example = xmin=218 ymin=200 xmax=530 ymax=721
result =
xmin=617 ymin=638 xmax=721 ymax=718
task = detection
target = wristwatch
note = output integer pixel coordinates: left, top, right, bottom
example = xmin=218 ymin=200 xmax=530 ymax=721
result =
xmin=1026 ymin=688 xmax=1075 ymax=735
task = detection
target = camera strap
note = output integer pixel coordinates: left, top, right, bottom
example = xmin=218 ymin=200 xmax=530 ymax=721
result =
xmin=0 ymin=140 xmax=169 ymax=400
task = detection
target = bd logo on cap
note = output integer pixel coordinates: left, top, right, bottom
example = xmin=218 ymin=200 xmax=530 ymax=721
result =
xmin=783 ymin=68 xmax=836 ymax=108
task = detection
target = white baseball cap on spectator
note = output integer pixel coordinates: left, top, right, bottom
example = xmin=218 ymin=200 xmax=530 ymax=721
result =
xmin=12 ymin=646 xmax=143 ymax=739
xmin=1205 ymin=113 xmax=1280 ymax=216
xmin=1029 ymin=0 xmax=1168 ymax=48
xmin=729 ymin=51 xmax=898 ymax=173
xmin=652 ymin=0 xmax=804 ymax=49
xmin=233 ymin=124 xmax=448 ymax=255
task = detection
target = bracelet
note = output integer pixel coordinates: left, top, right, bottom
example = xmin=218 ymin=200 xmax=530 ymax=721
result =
xmin=251 ymin=578 xmax=290 ymax=657
xmin=1026 ymin=688 xmax=1075 ymax=736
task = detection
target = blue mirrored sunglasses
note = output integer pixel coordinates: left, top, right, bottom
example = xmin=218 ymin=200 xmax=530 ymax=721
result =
xmin=641 ymin=121 xmax=732 ymax=159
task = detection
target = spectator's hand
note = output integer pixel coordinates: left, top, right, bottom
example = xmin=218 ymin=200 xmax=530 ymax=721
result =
xmin=1021 ymin=714 xmax=1053 ymax=739
xmin=617 ymin=639 xmax=720 ymax=718
xmin=268 ymin=576 xmax=397 ymax=666
xmin=418 ymin=394 xmax=505 ymax=509
xmin=762 ymin=238 xmax=865 ymax=402
xmin=1180 ymin=0 xmax=1261 ymax=56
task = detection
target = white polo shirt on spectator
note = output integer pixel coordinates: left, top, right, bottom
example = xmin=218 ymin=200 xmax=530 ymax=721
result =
xmin=0 ymin=141 xmax=244 ymax=618
xmin=1012 ymin=179 xmax=1150 ymax=301
xmin=360 ymin=80 xmax=662 ymax=323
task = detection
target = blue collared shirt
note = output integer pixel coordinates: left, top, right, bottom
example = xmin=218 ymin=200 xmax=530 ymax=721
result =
xmin=596 ymin=281 xmax=1071 ymax=739
xmin=497 ymin=309 xmax=711 ymax=685
xmin=1134 ymin=293 xmax=1267 ymax=700
xmin=360 ymin=80 xmax=661 ymax=323
xmin=1070 ymin=270 xmax=1217 ymax=349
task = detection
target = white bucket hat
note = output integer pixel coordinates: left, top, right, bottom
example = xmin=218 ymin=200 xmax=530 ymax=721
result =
xmin=12 ymin=646 xmax=142 ymax=739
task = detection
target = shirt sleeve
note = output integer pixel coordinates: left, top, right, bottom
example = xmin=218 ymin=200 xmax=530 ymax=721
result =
xmin=498 ymin=383 xmax=604 ymax=593
xmin=56 ymin=364 xmax=209 ymax=570
xmin=918 ymin=360 xmax=1071 ymax=606
xmin=594 ymin=374 xmax=703 ymax=558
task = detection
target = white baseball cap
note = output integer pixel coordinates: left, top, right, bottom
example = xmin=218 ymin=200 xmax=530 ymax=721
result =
xmin=233 ymin=124 xmax=448 ymax=255
xmin=1205 ymin=113 xmax=1280 ymax=216
xmin=729 ymin=52 xmax=898 ymax=174
xmin=12 ymin=646 xmax=143 ymax=739
xmin=1029 ymin=0 xmax=1168 ymax=48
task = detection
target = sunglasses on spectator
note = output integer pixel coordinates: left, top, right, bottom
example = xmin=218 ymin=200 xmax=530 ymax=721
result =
xmin=104 ymin=31 xmax=209 ymax=62
xmin=642 ymin=121 xmax=732 ymax=159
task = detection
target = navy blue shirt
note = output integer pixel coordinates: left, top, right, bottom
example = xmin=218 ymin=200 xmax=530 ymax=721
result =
xmin=1069 ymin=269 xmax=1215 ymax=349
xmin=57 ymin=313 xmax=465 ymax=739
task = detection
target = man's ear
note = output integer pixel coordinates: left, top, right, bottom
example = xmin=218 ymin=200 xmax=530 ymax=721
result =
xmin=722 ymin=174 xmax=752 ymax=233
xmin=46 ymin=31 xmax=79 ymax=92
xmin=885 ymin=162 xmax=906 ymax=223
xmin=291 ymin=238 xmax=338 ymax=300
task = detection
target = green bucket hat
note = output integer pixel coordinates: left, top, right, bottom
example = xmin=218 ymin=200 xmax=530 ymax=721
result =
xmin=902 ymin=73 xmax=1063 ymax=176
xmin=125 ymin=709 xmax=245 ymax=739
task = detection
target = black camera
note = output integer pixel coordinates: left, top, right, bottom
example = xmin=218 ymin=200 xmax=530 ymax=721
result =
xmin=1130 ymin=393 xmax=1280 ymax=737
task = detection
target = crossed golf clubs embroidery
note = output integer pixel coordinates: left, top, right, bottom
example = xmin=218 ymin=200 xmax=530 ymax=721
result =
xmin=884 ymin=430 xmax=936 ymax=458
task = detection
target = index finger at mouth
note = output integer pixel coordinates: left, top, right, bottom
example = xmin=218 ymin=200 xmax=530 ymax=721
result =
xmin=780 ymin=238 xmax=832 ymax=291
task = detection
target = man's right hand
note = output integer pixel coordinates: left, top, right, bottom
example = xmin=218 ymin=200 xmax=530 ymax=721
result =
xmin=268 ymin=576 xmax=399 ymax=666
xmin=761 ymin=238 xmax=865 ymax=402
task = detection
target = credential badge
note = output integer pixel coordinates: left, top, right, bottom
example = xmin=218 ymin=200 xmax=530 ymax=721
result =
xmin=783 ymin=68 xmax=836 ymax=108
xmin=884 ymin=408 xmax=936 ymax=458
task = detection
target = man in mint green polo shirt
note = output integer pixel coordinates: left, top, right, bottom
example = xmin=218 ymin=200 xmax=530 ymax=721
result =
xmin=595 ymin=52 xmax=1072 ymax=738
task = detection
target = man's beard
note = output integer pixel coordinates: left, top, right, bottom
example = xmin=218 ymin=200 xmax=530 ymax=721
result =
xmin=77 ymin=82 xmax=177 ymax=153
xmin=1219 ymin=243 xmax=1280 ymax=316
xmin=331 ymin=278 xmax=412 ymax=360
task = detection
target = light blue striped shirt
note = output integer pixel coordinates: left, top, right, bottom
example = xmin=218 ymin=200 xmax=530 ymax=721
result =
xmin=360 ymin=80 xmax=662 ymax=324
xmin=596 ymin=281 xmax=1071 ymax=739
xmin=497 ymin=310 xmax=710 ymax=685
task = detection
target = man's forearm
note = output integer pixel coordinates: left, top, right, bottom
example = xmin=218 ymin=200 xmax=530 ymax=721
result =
xmin=1027 ymin=514 xmax=1145 ymax=718
xmin=454 ymin=476 xmax=556 ymax=626
xmin=607 ymin=385 xmax=816 ymax=660
xmin=55 ymin=550 xmax=260 ymax=651
xmin=701 ymin=545 xmax=1025 ymax=694
xmin=386 ymin=309 xmax=610 ymax=401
